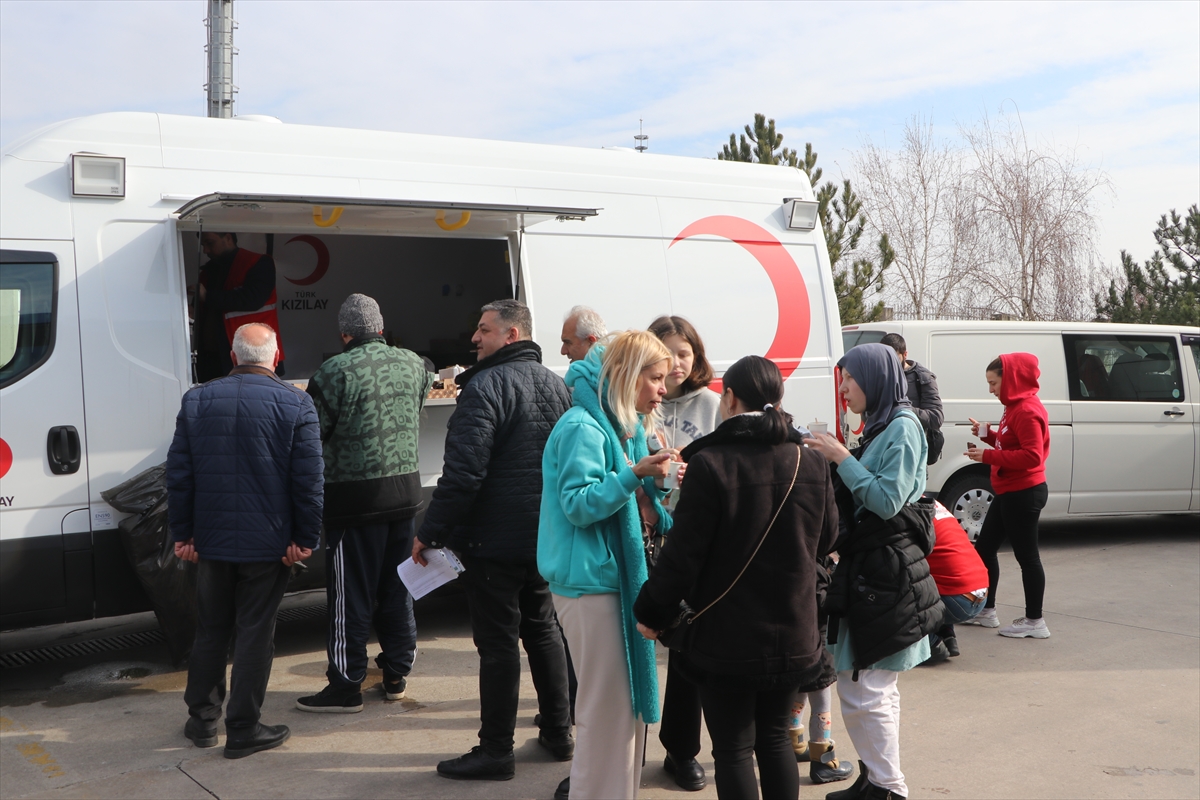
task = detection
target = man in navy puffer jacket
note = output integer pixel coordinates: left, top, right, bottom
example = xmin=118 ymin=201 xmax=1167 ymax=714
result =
xmin=167 ymin=323 xmax=323 ymax=759
xmin=414 ymin=299 xmax=573 ymax=781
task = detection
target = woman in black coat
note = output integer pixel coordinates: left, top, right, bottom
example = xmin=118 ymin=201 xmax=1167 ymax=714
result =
xmin=634 ymin=356 xmax=839 ymax=800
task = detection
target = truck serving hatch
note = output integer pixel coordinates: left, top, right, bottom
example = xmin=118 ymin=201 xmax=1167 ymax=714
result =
xmin=173 ymin=193 xmax=599 ymax=236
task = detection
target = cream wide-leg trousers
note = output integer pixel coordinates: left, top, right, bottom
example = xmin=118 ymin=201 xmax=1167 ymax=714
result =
xmin=553 ymin=593 xmax=646 ymax=800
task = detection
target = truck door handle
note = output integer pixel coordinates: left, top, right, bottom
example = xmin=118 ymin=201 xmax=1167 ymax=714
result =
xmin=47 ymin=426 xmax=81 ymax=474
xmin=1164 ymin=409 xmax=1185 ymax=417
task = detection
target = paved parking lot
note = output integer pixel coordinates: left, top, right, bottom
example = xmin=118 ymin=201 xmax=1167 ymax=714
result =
xmin=1 ymin=514 xmax=1197 ymax=800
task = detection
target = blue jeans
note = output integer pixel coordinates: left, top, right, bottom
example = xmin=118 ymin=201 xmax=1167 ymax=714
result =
xmin=932 ymin=592 xmax=986 ymax=646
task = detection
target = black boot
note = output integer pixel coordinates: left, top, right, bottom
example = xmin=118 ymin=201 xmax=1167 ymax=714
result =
xmin=825 ymin=761 xmax=869 ymax=800
xmin=436 ymin=746 xmax=516 ymax=781
xmin=862 ymin=781 xmax=906 ymax=800
xmin=223 ymin=723 xmax=290 ymax=759
xmin=553 ymin=776 xmax=570 ymax=800
xmin=809 ymin=740 xmax=854 ymax=784
xmin=664 ymin=753 xmax=707 ymax=791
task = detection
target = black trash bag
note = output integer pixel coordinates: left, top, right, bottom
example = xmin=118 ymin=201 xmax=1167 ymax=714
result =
xmin=101 ymin=465 xmax=197 ymax=665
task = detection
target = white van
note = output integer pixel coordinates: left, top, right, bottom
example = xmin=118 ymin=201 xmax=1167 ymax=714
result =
xmin=840 ymin=320 xmax=1200 ymax=537
xmin=0 ymin=112 xmax=844 ymax=630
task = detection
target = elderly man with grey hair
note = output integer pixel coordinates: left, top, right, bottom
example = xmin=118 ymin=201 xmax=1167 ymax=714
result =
xmin=168 ymin=322 xmax=323 ymax=758
xmin=414 ymin=298 xmax=574 ymax=781
xmin=560 ymin=305 xmax=607 ymax=363
xmin=297 ymin=293 xmax=435 ymax=714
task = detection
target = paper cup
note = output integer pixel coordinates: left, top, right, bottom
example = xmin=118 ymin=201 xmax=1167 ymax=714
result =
xmin=808 ymin=421 xmax=828 ymax=436
xmin=665 ymin=460 xmax=683 ymax=490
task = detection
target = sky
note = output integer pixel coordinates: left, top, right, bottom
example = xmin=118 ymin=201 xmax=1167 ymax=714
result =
xmin=2 ymin=0 xmax=1197 ymax=281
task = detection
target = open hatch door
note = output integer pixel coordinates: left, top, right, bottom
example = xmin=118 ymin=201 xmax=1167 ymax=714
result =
xmin=174 ymin=193 xmax=599 ymax=236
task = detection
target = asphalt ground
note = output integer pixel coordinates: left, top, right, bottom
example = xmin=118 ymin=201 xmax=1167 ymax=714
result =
xmin=1 ymin=514 xmax=1197 ymax=800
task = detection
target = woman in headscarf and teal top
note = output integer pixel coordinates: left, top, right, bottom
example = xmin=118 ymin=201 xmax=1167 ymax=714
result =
xmin=538 ymin=330 xmax=674 ymax=800
xmin=806 ymin=343 xmax=943 ymax=800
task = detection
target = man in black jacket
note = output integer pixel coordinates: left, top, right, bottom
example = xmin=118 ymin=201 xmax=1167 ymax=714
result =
xmin=880 ymin=333 xmax=944 ymax=464
xmin=413 ymin=299 xmax=574 ymax=781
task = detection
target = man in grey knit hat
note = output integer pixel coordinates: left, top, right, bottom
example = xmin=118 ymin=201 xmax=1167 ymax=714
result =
xmin=297 ymin=294 xmax=435 ymax=713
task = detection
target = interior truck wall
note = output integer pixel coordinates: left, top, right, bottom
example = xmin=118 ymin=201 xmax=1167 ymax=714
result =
xmin=182 ymin=232 xmax=512 ymax=378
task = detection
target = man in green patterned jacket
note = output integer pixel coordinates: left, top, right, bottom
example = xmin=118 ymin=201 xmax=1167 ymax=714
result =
xmin=297 ymin=293 xmax=435 ymax=713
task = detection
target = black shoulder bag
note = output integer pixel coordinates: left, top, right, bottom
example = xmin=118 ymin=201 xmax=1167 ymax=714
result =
xmin=658 ymin=444 xmax=802 ymax=653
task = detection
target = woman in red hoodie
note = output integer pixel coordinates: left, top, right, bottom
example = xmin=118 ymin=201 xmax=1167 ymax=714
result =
xmin=963 ymin=352 xmax=1052 ymax=639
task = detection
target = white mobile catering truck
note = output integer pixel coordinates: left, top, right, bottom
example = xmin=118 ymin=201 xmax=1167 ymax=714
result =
xmin=0 ymin=112 xmax=844 ymax=630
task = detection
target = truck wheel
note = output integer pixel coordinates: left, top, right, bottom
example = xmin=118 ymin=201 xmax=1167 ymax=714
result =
xmin=940 ymin=473 xmax=994 ymax=542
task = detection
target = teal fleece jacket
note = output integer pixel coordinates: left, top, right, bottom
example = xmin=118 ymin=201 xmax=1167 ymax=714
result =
xmin=537 ymin=345 xmax=668 ymax=723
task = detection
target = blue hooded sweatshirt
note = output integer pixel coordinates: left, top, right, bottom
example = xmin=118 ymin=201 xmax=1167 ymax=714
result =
xmin=537 ymin=345 xmax=668 ymax=723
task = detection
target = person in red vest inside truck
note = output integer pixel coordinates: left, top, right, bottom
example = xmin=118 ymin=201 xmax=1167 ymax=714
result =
xmin=194 ymin=232 xmax=285 ymax=381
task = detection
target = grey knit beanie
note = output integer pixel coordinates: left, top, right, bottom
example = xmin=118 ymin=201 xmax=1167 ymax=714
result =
xmin=338 ymin=293 xmax=384 ymax=338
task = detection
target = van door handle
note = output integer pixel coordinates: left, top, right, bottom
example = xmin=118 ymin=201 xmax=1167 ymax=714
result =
xmin=47 ymin=426 xmax=81 ymax=474
xmin=1163 ymin=409 xmax=1185 ymax=417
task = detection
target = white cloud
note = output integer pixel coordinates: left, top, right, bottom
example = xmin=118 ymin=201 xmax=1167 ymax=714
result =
xmin=2 ymin=0 xmax=1196 ymax=269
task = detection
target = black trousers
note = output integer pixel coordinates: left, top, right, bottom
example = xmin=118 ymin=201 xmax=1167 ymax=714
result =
xmin=659 ymin=649 xmax=703 ymax=759
xmin=699 ymin=681 xmax=799 ymax=800
xmin=459 ymin=555 xmax=571 ymax=755
xmin=974 ymin=482 xmax=1049 ymax=619
xmin=325 ymin=518 xmax=417 ymax=691
xmin=184 ymin=559 xmax=290 ymax=733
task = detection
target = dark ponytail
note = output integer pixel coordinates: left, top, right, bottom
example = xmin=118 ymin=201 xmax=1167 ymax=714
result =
xmin=722 ymin=355 xmax=793 ymax=444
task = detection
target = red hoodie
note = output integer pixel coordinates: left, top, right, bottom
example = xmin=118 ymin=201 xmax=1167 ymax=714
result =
xmin=981 ymin=352 xmax=1050 ymax=494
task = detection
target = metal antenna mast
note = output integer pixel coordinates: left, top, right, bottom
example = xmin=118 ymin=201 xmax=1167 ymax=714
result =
xmin=634 ymin=119 xmax=648 ymax=153
xmin=205 ymin=0 xmax=237 ymax=118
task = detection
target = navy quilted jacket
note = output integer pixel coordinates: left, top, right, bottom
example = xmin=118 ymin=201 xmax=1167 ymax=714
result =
xmin=418 ymin=341 xmax=570 ymax=562
xmin=166 ymin=366 xmax=324 ymax=562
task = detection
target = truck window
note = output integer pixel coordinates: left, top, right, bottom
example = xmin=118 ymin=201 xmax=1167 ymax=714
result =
xmin=1063 ymin=334 xmax=1185 ymax=402
xmin=842 ymin=329 xmax=886 ymax=352
xmin=0 ymin=259 xmax=56 ymax=389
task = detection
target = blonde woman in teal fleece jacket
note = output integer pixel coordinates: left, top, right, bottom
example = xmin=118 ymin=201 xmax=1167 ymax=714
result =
xmin=538 ymin=331 xmax=674 ymax=800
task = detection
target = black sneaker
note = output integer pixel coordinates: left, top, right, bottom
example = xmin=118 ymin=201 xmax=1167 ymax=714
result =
xmin=223 ymin=723 xmax=290 ymax=759
xmin=382 ymin=675 xmax=406 ymax=700
xmin=538 ymin=730 xmax=575 ymax=761
xmin=296 ymin=684 xmax=364 ymax=713
xmin=554 ymin=775 xmax=570 ymax=800
xmin=437 ymin=745 xmax=515 ymax=781
xmin=184 ymin=718 xmax=218 ymax=748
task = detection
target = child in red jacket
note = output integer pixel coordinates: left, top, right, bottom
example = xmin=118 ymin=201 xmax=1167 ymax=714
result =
xmin=963 ymin=352 xmax=1052 ymax=639
xmin=923 ymin=502 xmax=990 ymax=661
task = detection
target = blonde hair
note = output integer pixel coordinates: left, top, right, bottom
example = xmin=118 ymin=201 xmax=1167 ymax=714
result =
xmin=600 ymin=330 xmax=673 ymax=437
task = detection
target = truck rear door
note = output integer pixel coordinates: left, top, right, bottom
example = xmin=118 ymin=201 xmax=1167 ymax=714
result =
xmin=0 ymin=244 xmax=91 ymax=628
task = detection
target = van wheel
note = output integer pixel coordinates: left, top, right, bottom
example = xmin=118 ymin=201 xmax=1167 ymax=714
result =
xmin=941 ymin=474 xmax=994 ymax=542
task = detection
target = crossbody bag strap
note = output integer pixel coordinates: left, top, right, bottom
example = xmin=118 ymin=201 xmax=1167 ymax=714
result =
xmin=689 ymin=443 xmax=802 ymax=623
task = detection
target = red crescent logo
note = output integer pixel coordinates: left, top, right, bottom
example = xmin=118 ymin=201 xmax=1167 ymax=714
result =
xmin=0 ymin=437 xmax=12 ymax=480
xmin=670 ymin=216 xmax=811 ymax=383
xmin=284 ymin=235 xmax=330 ymax=286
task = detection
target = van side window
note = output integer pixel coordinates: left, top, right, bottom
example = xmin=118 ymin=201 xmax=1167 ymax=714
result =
xmin=841 ymin=330 xmax=887 ymax=352
xmin=1063 ymin=334 xmax=1185 ymax=402
xmin=0 ymin=256 xmax=57 ymax=389
xmin=1185 ymin=334 xmax=1200 ymax=378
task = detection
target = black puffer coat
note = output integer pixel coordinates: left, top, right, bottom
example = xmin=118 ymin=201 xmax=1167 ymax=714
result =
xmin=417 ymin=341 xmax=570 ymax=562
xmin=825 ymin=498 xmax=944 ymax=671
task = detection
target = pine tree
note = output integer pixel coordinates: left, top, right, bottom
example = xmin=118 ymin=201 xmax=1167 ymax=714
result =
xmin=718 ymin=116 xmax=891 ymax=323
xmin=1095 ymin=205 xmax=1200 ymax=326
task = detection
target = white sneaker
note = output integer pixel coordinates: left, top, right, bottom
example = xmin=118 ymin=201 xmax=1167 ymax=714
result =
xmin=962 ymin=608 xmax=999 ymax=628
xmin=999 ymin=617 xmax=1051 ymax=639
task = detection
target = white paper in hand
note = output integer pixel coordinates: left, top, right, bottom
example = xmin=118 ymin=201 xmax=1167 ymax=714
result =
xmin=398 ymin=549 xmax=465 ymax=600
